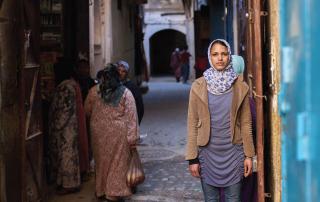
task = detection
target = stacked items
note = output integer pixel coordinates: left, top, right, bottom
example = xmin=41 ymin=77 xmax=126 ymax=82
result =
xmin=40 ymin=32 xmax=62 ymax=46
xmin=40 ymin=0 xmax=62 ymax=12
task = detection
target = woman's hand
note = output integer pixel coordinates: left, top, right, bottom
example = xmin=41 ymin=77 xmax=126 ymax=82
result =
xmin=129 ymin=144 xmax=136 ymax=150
xmin=189 ymin=164 xmax=201 ymax=178
xmin=244 ymin=157 xmax=253 ymax=178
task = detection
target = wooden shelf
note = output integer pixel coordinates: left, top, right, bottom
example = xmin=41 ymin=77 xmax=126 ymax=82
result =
xmin=41 ymin=24 xmax=61 ymax=27
xmin=41 ymin=10 xmax=61 ymax=14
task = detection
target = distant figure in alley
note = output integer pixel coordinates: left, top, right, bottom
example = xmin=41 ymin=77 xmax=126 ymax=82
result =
xmin=181 ymin=45 xmax=192 ymax=84
xmin=170 ymin=47 xmax=182 ymax=82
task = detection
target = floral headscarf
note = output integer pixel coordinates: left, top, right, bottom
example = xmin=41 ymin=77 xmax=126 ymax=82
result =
xmin=97 ymin=63 xmax=126 ymax=107
xmin=203 ymin=39 xmax=238 ymax=95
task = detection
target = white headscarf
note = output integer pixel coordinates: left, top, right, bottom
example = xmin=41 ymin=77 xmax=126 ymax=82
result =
xmin=203 ymin=39 xmax=238 ymax=95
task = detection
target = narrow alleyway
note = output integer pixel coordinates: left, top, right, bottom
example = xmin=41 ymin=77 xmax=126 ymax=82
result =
xmin=50 ymin=77 xmax=204 ymax=202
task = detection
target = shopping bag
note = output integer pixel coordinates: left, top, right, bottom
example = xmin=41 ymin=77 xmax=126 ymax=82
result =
xmin=126 ymin=148 xmax=145 ymax=187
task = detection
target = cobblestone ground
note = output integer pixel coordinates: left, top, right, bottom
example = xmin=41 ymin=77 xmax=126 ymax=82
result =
xmin=51 ymin=77 xmax=204 ymax=202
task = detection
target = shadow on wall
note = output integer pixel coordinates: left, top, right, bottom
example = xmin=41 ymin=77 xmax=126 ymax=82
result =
xmin=150 ymin=29 xmax=186 ymax=76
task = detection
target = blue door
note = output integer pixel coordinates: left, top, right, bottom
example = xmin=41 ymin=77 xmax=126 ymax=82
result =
xmin=279 ymin=0 xmax=320 ymax=201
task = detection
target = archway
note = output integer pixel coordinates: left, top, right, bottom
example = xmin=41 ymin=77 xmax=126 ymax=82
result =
xmin=149 ymin=29 xmax=186 ymax=76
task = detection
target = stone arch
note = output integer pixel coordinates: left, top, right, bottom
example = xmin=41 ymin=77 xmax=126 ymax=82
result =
xmin=149 ymin=29 xmax=186 ymax=75
xmin=144 ymin=25 xmax=187 ymax=76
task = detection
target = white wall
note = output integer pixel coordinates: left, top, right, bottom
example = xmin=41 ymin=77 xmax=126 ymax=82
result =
xmin=110 ymin=0 xmax=136 ymax=82
xmin=89 ymin=0 xmax=137 ymax=82
xmin=183 ymin=0 xmax=196 ymax=80
xmin=232 ymin=0 xmax=238 ymax=55
xmin=186 ymin=16 xmax=196 ymax=81
xmin=89 ymin=0 xmax=95 ymax=75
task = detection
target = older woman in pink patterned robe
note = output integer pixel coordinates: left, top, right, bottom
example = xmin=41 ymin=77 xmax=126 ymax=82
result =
xmin=84 ymin=63 xmax=139 ymax=201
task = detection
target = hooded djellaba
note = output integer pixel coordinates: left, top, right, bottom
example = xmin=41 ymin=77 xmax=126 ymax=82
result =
xmin=186 ymin=39 xmax=255 ymax=201
xmin=84 ymin=63 xmax=140 ymax=201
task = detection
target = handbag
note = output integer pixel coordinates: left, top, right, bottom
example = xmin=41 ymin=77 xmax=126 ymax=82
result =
xmin=126 ymin=148 xmax=145 ymax=187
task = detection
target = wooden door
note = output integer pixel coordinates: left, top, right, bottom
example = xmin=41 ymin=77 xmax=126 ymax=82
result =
xmin=246 ymin=0 xmax=265 ymax=201
xmin=19 ymin=0 xmax=44 ymax=201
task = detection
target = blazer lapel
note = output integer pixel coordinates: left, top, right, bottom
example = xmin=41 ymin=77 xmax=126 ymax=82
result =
xmin=193 ymin=77 xmax=209 ymax=108
xmin=231 ymin=74 xmax=249 ymax=119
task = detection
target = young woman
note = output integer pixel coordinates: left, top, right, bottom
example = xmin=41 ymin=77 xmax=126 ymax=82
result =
xmin=186 ymin=39 xmax=255 ymax=202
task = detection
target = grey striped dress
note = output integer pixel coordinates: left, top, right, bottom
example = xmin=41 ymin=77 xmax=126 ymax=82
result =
xmin=198 ymin=90 xmax=245 ymax=187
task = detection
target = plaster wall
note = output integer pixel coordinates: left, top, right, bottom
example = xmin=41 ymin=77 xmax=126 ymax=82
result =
xmin=232 ymin=0 xmax=238 ymax=55
xmin=110 ymin=0 xmax=136 ymax=82
xmin=265 ymin=0 xmax=282 ymax=201
xmin=184 ymin=1 xmax=196 ymax=81
xmin=89 ymin=0 xmax=95 ymax=72
xmin=90 ymin=0 xmax=137 ymax=82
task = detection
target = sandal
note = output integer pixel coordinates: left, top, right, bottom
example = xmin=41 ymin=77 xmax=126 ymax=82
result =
xmin=105 ymin=199 xmax=124 ymax=202
xmin=105 ymin=196 xmax=125 ymax=202
xmin=56 ymin=187 xmax=80 ymax=195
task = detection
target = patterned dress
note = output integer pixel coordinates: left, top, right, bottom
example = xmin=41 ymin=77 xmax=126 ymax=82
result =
xmin=71 ymin=77 xmax=89 ymax=173
xmin=84 ymin=87 xmax=140 ymax=197
xmin=47 ymin=79 xmax=81 ymax=188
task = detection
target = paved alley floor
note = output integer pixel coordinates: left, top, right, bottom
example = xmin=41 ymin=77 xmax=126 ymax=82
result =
xmin=50 ymin=77 xmax=204 ymax=202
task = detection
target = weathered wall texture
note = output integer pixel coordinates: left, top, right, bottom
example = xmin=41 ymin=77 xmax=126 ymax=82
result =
xmin=0 ymin=0 xmax=22 ymax=202
xmin=110 ymin=0 xmax=136 ymax=81
xmin=265 ymin=0 xmax=282 ymax=201
xmin=184 ymin=0 xmax=196 ymax=80
xmin=89 ymin=0 xmax=137 ymax=83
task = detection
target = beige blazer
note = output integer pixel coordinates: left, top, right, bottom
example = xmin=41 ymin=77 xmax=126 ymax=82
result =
xmin=186 ymin=74 xmax=255 ymax=161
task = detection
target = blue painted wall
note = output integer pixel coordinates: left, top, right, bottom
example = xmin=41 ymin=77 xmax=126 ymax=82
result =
xmin=210 ymin=0 xmax=225 ymax=41
xmin=226 ymin=0 xmax=234 ymax=53
xmin=279 ymin=0 xmax=320 ymax=201
xmin=209 ymin=0 xmax=233 ymax=53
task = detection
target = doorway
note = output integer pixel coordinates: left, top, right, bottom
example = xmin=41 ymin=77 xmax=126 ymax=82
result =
xmin=149 ymin=29 xmax=186 ymax=76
